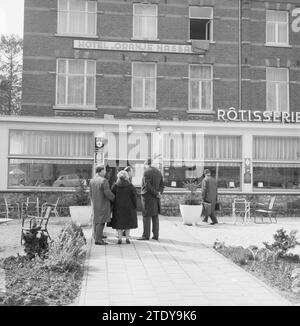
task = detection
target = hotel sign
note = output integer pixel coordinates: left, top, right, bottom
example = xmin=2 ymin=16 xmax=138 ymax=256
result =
xmin=74 ymin=40 xmax=193 ymax=54
xmin=217 ymin=108 xmax=300 ymax=124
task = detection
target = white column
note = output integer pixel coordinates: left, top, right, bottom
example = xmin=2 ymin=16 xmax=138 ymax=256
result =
xmin=152 ymin=131 xmax=162 ymax=171
xmin=242 ymin=133 xmax=253 ymax=193
xmin=0 ymin=124 xmax=8 ymax=190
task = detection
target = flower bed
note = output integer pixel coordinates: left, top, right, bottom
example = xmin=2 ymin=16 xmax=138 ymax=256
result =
xmin=214 ymin=229 xmax=300 ymax=304
xmin=0 ymin=222 xmax=87 ymax=306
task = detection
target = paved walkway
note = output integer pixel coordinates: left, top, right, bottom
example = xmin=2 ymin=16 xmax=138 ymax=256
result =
xmin=78 ymin=215 xmax=297 ymax=306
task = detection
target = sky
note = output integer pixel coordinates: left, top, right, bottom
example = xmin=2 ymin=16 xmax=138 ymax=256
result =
xmin=0 ymin=0 xmax=24 ymax=37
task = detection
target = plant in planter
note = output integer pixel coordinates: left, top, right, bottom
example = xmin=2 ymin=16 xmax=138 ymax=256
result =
xmin=69 ymin=179 xmax=92 ymax=227
xmin=180 ymin=179 xmax=202 ymax=225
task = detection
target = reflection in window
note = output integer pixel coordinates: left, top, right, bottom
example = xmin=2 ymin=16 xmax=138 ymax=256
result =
xmin=8 ymin=159 xmax=92 ymax=188
xmin=163 ymin=162 xmax=241 ymax=190
xmin=253 ymin=164 xmax=300 ymax=189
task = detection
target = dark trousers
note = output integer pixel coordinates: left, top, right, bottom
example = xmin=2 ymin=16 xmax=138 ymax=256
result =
xmin=94 ymin=222 xmax=105 ymax=242
xmin=142 ymin=215 xmax=159 ymax=239
xmin=203 ymin=206 xmax=218 ymax=223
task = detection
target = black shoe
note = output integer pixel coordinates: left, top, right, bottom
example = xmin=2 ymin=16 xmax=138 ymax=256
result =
xmin=126 ymin=239 xmax=130 ymax=244
xmin=117 ymin=239 xmax=122 ymax=245
xmin=210 ymin=222 xmax=218 ymax=225
xmin=95 ymin=241 xmax=108 ymax=245
xmin=152 ymin=236 xmax=158 ymax=240
xmin=203 ymin=219 xmax=208 ymax=223
xmin=137 ymin=237 xmax=149 ymax=241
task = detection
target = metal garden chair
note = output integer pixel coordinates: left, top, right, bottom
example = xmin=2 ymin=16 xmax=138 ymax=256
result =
xmin=0 ymin=197 xmax=20 ymax=220
xmin=21 ymin=205 xmax=52 ymax=245
xmin=40 ymin=197 xmax=60 ymax=218
xmin=255 ymin=196 xmax=277 ymax=223
xmin=232 ymin=198 xmax=251 ymax=224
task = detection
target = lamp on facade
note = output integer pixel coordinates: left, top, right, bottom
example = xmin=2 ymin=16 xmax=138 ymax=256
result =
xmin=127 ymin=125 xmax=133 ymax=133
xmin=156 ymin=124 xmax=161 ymax=132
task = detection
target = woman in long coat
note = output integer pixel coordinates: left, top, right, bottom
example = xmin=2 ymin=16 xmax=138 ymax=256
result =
xmin=111 ymin=170 xmax=137 ymax=244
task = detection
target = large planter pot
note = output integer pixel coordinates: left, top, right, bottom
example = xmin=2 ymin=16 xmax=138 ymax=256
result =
xmin=69 ymin=205 xmax=92 ymax=227
xmin=179 ymin=204 xmax=203 ymax=225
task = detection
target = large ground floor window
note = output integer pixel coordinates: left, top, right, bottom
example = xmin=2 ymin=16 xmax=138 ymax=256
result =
xmin=162 ymin=161 xmax=241 ymax=190
xmin=8 ymin=159 xmax=93 ymax=188
xmin=253 ymin=163 xmax=300 ymax=189
xmin=253 ymin=136 xmax=300 ymax=190
xmin=8 ymin=130 xmax=94 ymax=188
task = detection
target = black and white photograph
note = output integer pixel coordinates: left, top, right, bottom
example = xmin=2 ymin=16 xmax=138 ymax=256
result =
xmin=1 ymin=0 xmax=300 ymax=314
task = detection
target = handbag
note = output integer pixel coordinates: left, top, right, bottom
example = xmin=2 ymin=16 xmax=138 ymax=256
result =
xmin=202 ymin=202 xmax=212 ymax=216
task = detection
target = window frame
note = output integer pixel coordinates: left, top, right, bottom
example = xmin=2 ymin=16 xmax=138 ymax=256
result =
xmin=55 ymin=58 xmax=96 ymax=108
xmin=266 ymin=67 xmax=289 ymax=113
xmin=131 ymin=61 xmax=157 ymax=112
xmin=265 ymin=10 xmax=289 ymax=46
xmin=188 ymin=6 xmax=213 ymax=42
xmin=132 ymin=3 xmax=158 ymax=40
xmin=57 ymin=0 xmax=97 ymax=37
xmin=188 ymin=64 xmax=213 ymax=112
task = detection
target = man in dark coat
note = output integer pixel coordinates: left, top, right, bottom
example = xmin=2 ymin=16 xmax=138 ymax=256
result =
xmin=138 ymin=158 xmax=164 ymax=241
xmin=201 ymin=169 xmax=218 ymax=225
xmin=90 ymin=165 xmax=115 ymax=245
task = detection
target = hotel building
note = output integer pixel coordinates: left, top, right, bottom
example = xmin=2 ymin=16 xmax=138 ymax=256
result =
xmin=1 ymin=0 xmax=300 ymax=214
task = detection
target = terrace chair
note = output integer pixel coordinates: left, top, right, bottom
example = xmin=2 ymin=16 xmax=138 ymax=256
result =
xmin=255 ymin=196 xmax=277 ymax=224
xmin=41 ymin=197 xmax=60 ymax=218
xmin=21 ymin=205 xmax=52 ymax=245
xmin=21 ymin=196 xmax=40 ymax=218
xmin=0 ymin=197 xmax=20 ymax=220
xmin=232 ymin=198 xmax=251 ymax=224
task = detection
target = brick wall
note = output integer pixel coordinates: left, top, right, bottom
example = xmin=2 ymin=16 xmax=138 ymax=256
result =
xmin=1 ymin=190 xmax=300 ymax=219
xmin=22 ymin=0 xmax=240 ymax=118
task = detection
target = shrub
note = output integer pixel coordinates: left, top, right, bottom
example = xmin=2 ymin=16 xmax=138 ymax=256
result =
xmin=182 ymin=179 xmax=201 ymax=205
xmin=263 ymin=228 xmax=299 ymax=260
xmin=73 ymin=179 xmax=89 ymax=206
xmin=43 ymin=222 xmax=86 ymax=272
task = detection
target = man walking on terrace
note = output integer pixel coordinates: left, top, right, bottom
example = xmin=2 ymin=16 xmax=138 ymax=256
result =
xmin=201 ymin=169 xmax=218 ymax=225
xmin=90 ymin=165 xmax=115 ymax=245
xmin=138 ymin=158 xmax=164 ymax=241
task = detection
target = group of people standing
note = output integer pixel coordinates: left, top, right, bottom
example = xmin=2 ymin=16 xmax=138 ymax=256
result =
xmin=89 ymin=161 xmax=218 ymax=245
xmin=89 ymin=158 xmax=164 ymax=245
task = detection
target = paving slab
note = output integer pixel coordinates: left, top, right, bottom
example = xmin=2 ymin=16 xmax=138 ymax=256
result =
xmin=77 ymin=215 xmax=297 ymax=306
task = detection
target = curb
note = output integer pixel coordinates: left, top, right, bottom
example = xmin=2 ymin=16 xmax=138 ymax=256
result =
xmin=73 ymin=229 xmax=93 ymax=306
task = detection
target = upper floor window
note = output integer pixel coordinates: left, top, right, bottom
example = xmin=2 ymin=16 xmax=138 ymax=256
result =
xmin=132 ymin=62 xmax=156 ymax=110
xmin=266 ymin=67 xmax=289 ymax=112
xmin=189 ymin=7 xmax=213 ymax=41
xmin=133 ymin=4 xmax=158 ymax=40
xmin=266 ymin=10 xmax=289 ymax=46
xmin=56 ymin=59 xmax=96 ymax=107
xmin=57 ymin=0 xmax=97 ymax=36
xmin=189 ymin=64 xmax=213 ymax=111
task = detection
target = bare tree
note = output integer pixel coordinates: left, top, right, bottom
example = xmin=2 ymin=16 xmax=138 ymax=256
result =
xmin=0 ymin=34 xmax=23 ymax=115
